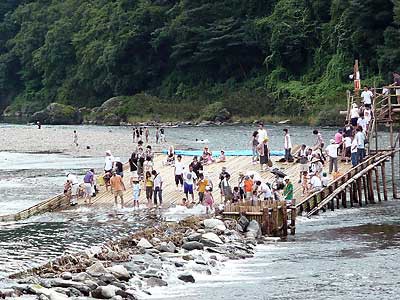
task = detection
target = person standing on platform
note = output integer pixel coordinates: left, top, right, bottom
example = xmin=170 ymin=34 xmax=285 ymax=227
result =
xmin=257 ymin=122 xmax=268 ymax=145
xmin=325 ymin=139 xmax=340 ymax=174
xmin=110 ymin=171 xmax=126 ymax=208
xmin=391 ymin=72 xmax=400 ymax=104
xmin=355 ymin=127 xmax=366 ymax=163
xmin=104 ymin=150 xmax=115 ymax=174
xmin=144 ymin=171 xmax=153 ymax=207
xmin=283 ymin=177 xmax=293 ymax=202
xmin=155 ymin=127 xmax=160 ymax=144
xmin=130 ymin=176 xmax=141 ymax=209
xmin=183 ymin=165 xmax=197 ymax=203
xmin=361 ymin=86 xmax=373 ymax=109
xmin=152 ymin=169 xmax=163 ymax=208
xmin=174 ymin=155 xmax=184 ymax=191
xmin=66 ymin=172 xmax=79 ymax=206
xmin=283 ymin=128 xmax=293 ymax=163
xmin=83 ymin=169 xmax=94 ymax=204
xmin=251 ymin=131 xmax=259 ymax=164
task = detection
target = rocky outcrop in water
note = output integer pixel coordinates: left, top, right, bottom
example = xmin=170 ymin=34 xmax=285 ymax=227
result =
xmin=30 ymin=103 xmax=83 ymax=125
xmin=8 ymin=216 xmax=275 ymax=299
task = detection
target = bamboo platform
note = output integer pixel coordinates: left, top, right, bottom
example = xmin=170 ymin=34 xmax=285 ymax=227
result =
xmin=0 ymin=151 xmax=351 ymax=222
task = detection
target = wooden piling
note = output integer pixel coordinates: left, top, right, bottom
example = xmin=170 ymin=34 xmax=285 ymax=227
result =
xmin=381 ymin=163 xmax=388 ymax=201
xmin=282 ymin=204 xmax=288 ymax=237
xmin=271 ymin=207 xmax=278 ymax=236
xmin=357 ymin=178 xmax=363 ymax=207
xmin=374 ymin=168 xmax=382 ymax=202
xmin=367 ymin=171 xmax=375 ymax=203
xmin=362 ymin=176 xmax=368 ymax=205
xmin=349 ymin=183 xmax=354 ymax=207
xmin=341 ymin=189 xmax=347 ymax=208
xmin=290 ymin=206 xmax=296 ymax=235
xmin=262 ymin=208 xmax=270 ymax=236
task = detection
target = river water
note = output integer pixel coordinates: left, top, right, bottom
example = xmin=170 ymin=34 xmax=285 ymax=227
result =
xmin=0 ymin=123 xmax=399 ymax=300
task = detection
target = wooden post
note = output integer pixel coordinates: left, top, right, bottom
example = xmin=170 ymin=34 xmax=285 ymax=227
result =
xmin=349 ymin=183 xmax=354 ymax=207
xmin=362 ymin=176 xmax=368 ymax=205
xmin=357 ymin=178 xmax=363 ymax=207
xmin=282 ymin=204 xmax=288 ymax=237
xmin=342 ymin=189 xmax=347 ymax=208
xmin=382 ymin=163 xmax=388 ymax=201
xmin=374 ymin=168 xmax=382 ymax=202
xmin=290 ymin=206 xmax=296 ymax=235
xmin=367 ymin=171 xmax=375 ymax=203
xmin=271 ymin=207 xmax=278 ymax=237
xmin=262 ymin=208 xmax=270 ymax=236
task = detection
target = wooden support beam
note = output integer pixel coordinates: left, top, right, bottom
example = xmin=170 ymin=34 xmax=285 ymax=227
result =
xmin=382 ymin=163 xmax=388 ymax=201
xmin=367 ymin=171 xmax=375 ymax=203
xmin=271 ymin=207 xmax=278 ymax=237
xmin=342 ymin=189 xmax=347 ymax=208
xmin=362 ymin=176 xmax=368 ymax=205
xmin=290 ymin=206 xmax=296 ymax=235
xmin=357 ymin=178 xmax=363 ymax=207
xmin=262 ymin=208 xmax=270 ymax=236
xmin=375 ymin=167 xmax=382 ymax=202
xmin=282 ymin=204 xmax=288 ymax=237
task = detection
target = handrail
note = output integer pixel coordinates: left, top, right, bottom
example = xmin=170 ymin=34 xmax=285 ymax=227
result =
xmin=306 ymin=150 xmax=399 ymax=217
xmin=295 ymin=152 xmax=383 ymax=209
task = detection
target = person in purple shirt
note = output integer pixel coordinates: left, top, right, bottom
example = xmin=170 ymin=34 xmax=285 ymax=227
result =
xmin=83 ymin=169 xmax=94 ymax=204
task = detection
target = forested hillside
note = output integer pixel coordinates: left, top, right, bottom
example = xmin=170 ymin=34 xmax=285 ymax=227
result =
xmin=0 ymin=0 xmax=399 ymax=124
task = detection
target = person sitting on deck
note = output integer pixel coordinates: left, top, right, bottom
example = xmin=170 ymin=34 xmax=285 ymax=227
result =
xmin=165 ymin=145 xmax=175 ymax=166
xmin=217 ymin=150 xmax=226 ymax=163
xmin=283 ymin=177 xmax=294 ymax=203
xmin=200 ymin=146 xmax=215 ymax=165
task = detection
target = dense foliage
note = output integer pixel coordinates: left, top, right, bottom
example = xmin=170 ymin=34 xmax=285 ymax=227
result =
xmin=0 ymin=0 xmax=399 ymax=122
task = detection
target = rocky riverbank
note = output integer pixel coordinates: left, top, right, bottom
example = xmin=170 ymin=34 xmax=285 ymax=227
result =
xmin=2 ymin=216 xmax=271 ymax=300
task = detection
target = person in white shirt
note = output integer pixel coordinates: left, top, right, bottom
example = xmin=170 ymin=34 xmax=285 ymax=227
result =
xmin=66 ymin=173 xmax=79 ymax=206
xmin=255 ymin=181 xmax=272 ymax=200
xmin=351 ymin=136 xmax=358 ymax=166
xmin=325 ymin=139 xmax=339 ymax=174
xmin=350 ymin=103 xmax=360 ymax=126
xmin=364 ymin=107 xmax=372 ymax=125
xmin=355 ymin=127 xmax=366 ymax=163
xmin=174 ymin=155 xmax=185 ymax=191
xmin=152 ymin=170 xmax=163 ymax=208
xmin=283 ymin=128 xmax=293 ymax=162
xmin=342 ymin=135 xmax=352 ymax=164
xmin=361 ymin=86 xmax=373 ymax=108
xmin=104 ymin=150 xmax=115 ymax=173
xmin=357 ymin=115 xmax=368 ymax=133
xmin=183 ymin=165 xmax=198 ymax=202
xmin=257 ymin=122 xmax=268 ymax=145
xmin=310 ymin=174 xmax=322 ymax=192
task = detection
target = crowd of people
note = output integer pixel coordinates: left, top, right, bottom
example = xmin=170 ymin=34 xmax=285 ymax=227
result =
xmin=63 ymin=88 xmax=375 ymax=210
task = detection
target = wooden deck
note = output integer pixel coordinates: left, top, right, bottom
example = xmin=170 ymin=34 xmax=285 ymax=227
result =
xmin=0 ymin=152 xmax=352 ymax=222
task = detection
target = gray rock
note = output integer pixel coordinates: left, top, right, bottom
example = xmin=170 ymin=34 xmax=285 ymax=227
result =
xmin=31 ymin=103 xmax=83 ymax=125
xmin=137 ymin=238 xmax=153 ymax=249
xmin=158 ymin=241 xmax=176 ymax=253
xmin=208 ymin=259 xmax=217 ymax=267
xmin=61 ymin=272 xmax=72 ymax=281
xmin=116 ymin=289 xmax=137 ymax=300
xmin=246 ymin=220 xmax=262 ymax=238
xmin=174 ymin=262 xmax=184 ymax=268
xmin=122 ymin=262 xmax=146 ymax=275
xmin=67 ymin=287 xmax=83 ymax=297
xmin=112 ymin=296 xmax=123 ymax=300
xmin=72 ymin=272 xmax=92 ymax=282
xmin=178 ymin=274 xmax=195 ymax=283
xmin=0 ymin=289 xmax=19 ymax=298
xmin=238 ymin=215 xmax=250 ymax=231
xmin=106 ymin=265 xmax=130 ymax=281
xmin=84 ymin=279 xmax=99 ymax=290
xmin=138 ymin=269 xmax=162 ymax=279
xmin=150 ymin=237 xmax=161 ymax=245
xmin=186 ymin=233 xmax=202 ymax=242
xmin=91 ymin=285 xmax=120 ymax=299
xmin=87 ymin=262 xmax=108 ymax=277
xmin=39 ymin=295 xmax=50 ymax=300
xmin=146 ymin=278 xmax=168 ymax=287
xmin=203 ymin=219 xmax=226 ymax=231
xmin=182 ymin=241 xmax=204 ymax=251
xmin=195 ymin=257 xmax=207 ymax=265
xmin=201 ymin=232 xmax=223 ymax=245
xmin=99 ymin=274 xmax=117 ymax=284
xmin=182 ymin=255 xmax=194 ymax=261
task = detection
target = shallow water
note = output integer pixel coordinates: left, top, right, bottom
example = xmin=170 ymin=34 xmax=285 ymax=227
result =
xmin=147 ymin=201 xmax=400 ymax=300
xmin=0 ymin=123 xmax=398 ymax=298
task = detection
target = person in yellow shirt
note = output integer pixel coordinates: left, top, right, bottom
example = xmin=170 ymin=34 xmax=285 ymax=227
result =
xmin=197 ymin=173 xmax=209 ymax=204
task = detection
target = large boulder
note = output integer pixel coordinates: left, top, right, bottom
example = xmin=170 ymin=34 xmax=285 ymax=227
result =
xmin=158 ymin=241 xmax=176 ymax=253
xmin=137 ymin=238 xmax=153 ymax=249
xmin=91 ymin=285 xmax=120 ymax=299
xmin=246 ymin=220 xmax=262 ymax=239
xmin=86 ymin=262 xmax=108 ymax=277
xmin=106 ymin=265 xmax=130 ymax=281
xmin=182 ymin=241 xmax=204 ymax=251
xmin=203 ymin=219 xmax=226 ymax=231
xmin=177 ymin=274 xmax=195 ymax=283
xmin=30 ymin=103 xmax=83 ymax=125
xmin=146 ymin=278 xmax=168 ymax=287
xmin=201 ymin=233 xmax=223 ymax=245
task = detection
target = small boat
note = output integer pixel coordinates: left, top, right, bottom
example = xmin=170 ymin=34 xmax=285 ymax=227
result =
xmin=195 ymin=139 xmax=209 ymax=144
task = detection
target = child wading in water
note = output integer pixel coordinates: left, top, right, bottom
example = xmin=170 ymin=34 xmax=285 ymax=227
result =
xmin=204 ymin=186 xmax=214 ymax=214
xmin=131 ymin=177 xmax=141 ymax=209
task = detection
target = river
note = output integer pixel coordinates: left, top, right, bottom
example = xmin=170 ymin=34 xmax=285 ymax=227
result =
xmin=0 ymin=123 xmax=399 ymax=300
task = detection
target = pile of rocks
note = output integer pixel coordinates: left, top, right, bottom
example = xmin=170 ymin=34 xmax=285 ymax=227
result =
xmin=5 ymin=217 xmax=265 ymax=299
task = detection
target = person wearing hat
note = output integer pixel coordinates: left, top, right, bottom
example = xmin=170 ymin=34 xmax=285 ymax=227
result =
xmin=350 ymin=103 xmax=359 ymax=127
xmin=130 ymin=175 xmax=141 ymax=209
xmin=283 ymin=177 xmax=293 ymax=202
xmin=66 ymin=172 xmax=79 ymax=206
xmin=110 ymin=171 xmax=126 ymax=208
xmin=104 ymin=150 xmax=115 ymax=174
xmin=325 ymin=139 xmax=340 ymax=174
